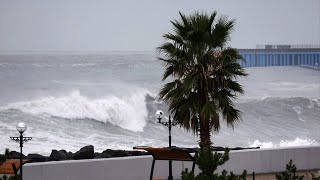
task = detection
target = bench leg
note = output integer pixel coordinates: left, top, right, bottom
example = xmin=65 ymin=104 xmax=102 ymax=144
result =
xmin=192 ymin=152 xmax=198 ymax=173
xmin=150 ymin=159 xmax=155 ymax=180
xmin=191 ymin=161 xmax=195 ymax=174
xmin=12 ymin=163 xmax=18 ymax=175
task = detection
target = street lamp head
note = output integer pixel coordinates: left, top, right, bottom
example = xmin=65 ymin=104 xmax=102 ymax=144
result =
xmin=155 ymin=110 xmax=164 ymax=123
xmin=16 ymin=122 xmax=27 ymax=133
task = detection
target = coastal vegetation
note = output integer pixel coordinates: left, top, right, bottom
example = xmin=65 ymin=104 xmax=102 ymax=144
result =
xmin=0 ymin=149 xmax=9 ymax=165
xmin=275 ymin=160 xmax=320 ymax=180
xmin=181 ymin=156 xmax=320 ymax=180
xmin=0 ymin=175 xmax=19 ymax=180
xmin=276 ymin=159 xmax=304 ymax=180
xmin=0 ymin=149 xmax=19 ymax=180
xmin=158 ymin=11 xmax=247 ymax=150
xmin=181 ymin=149 xmax=247 ymax=180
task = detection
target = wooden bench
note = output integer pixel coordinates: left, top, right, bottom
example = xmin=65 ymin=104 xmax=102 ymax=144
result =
xmin=0 ymin=159 xmax=29 ymax=175
xmin=133 ymin=147 xmax=198 ymax=180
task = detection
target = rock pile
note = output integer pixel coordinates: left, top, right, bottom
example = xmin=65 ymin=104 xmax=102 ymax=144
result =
xmin=8 ymin=145 xmax=150 ymax=163
xmin=7 ymin=145 xmax=258 ymax=163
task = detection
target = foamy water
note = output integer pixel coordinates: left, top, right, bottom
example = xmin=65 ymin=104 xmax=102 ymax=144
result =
xmin=249 ymin=138 xmax=319 ymax=148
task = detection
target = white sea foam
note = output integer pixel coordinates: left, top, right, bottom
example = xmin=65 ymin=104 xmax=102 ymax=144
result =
xmin=32 ymin=63 xmax=54 ymax=67
xmin=316 ymin=99 xmax=320 ymax=106
xmin=292 ymin=106 xmax=304 ymax=122
xmin=4 ymin=90 xmax=148 ymax=132
xmin=71 ymin=63 xmax=96 ymax=67
xmin=249 ymin=138 xmax=318 ymax=148
xmin=248 ymin=140 xmax=274 ymax=148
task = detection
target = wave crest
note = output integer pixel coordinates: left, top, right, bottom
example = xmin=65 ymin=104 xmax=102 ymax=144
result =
xmin=4 ymin=90 xmax=148 ymax=132
xmin=248 ymin=138 xmax=318 ymax=148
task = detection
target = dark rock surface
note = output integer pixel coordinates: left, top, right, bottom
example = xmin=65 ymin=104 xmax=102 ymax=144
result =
xmin=101 ymin=149 xmax=130 ymax=158
xmin=9 ymin=151 xmax=26 ymax=159
xmin=49 ymin=150 xmax=67 ymax=161
xmin=27 ymin=153 xmax=48 ymax=162
xmin=66 ymin=151 xmax=74 ymax=159
xmin=73 ymin=145 xmax=95 ymax=160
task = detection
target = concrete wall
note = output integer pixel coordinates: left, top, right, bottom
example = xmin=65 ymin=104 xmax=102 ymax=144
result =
xmin=24 ymin=146 xmax=320 ymax=180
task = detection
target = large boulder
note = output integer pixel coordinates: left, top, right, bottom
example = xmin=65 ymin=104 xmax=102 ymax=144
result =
xmin=9 ymin=151 xmax=26 ymax=159
xmin=98 ymin=150 xmax=113 ymax=158
xmin=101 ymin=149 xmax=130 ymax=158
xmin=95 ymin=149 xmax=149 ymax=159
xmin=66 ymin=151 xmax=74 ymax=160
xmin=27 ymin=154 xmax=48 ymax=162
xmin=73 ymin=145 xmax=95 ymax=160
xmin=49 ymin=150 xmax=67 ymax=161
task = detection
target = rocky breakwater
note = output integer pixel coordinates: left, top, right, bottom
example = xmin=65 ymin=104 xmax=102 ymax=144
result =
xmin=7 ymin=145 xmax=259 ymax=163
xmin=8 ymin=145 xmax=150 ymax=163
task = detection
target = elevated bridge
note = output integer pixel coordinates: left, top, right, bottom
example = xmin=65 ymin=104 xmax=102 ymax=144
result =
xmin=238 ymin=45 xmax=320 ymax=67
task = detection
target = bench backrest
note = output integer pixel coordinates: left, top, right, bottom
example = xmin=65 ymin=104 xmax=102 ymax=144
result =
xmin=133 ymin=147 xmax=195 ymax=161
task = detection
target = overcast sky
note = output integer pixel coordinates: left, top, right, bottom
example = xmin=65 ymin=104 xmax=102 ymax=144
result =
xmin=0 ymin=0 xmax=319 ymax=51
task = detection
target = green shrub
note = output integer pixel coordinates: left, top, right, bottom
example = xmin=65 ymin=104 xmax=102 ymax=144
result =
xmin=0 ymin=149 xmax=10 ymax=165
xmin=275 ymin=160 xmax=304 ymax=180
xmin=0 ymin=149 xmax=20 ymax=180
xmin=181 ymin=148 xmax=247 ymax=180
xmin=0 ymin=174 xmax=20 ymax=180
xmin=275 ymin=159 xmax=320 ymax=180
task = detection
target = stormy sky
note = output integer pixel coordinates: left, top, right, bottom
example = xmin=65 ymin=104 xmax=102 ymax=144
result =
xmin=0 ymin=0 xmax=319 ymax=51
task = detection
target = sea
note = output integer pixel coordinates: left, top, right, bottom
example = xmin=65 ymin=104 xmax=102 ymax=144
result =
xmin=0 ymin=52 xmax=319 ymax=155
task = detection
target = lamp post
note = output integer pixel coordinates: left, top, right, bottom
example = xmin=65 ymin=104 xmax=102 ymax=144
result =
xmin=155 ymin=110 xmax=178 ymax=180
xmin=10 ymin=122 xmax=32 ymax=180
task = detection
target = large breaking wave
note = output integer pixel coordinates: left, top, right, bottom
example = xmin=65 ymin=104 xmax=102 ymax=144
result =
xmin=3 ymin=90 xmax=149 ymax=132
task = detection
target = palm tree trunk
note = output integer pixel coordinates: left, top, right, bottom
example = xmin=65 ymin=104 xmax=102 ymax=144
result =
xmin=198 ymin=116 xmax=212 ymax=150
xmin=198 ymin=66 xmax=212 ymax=150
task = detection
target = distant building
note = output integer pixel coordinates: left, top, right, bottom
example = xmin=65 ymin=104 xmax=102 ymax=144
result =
xmin=238 ymin=45 xmax=320 ymax=67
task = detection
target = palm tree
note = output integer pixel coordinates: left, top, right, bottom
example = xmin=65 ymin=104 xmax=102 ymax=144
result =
xmin=158 ymin=11 xmax=247 ymax=150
